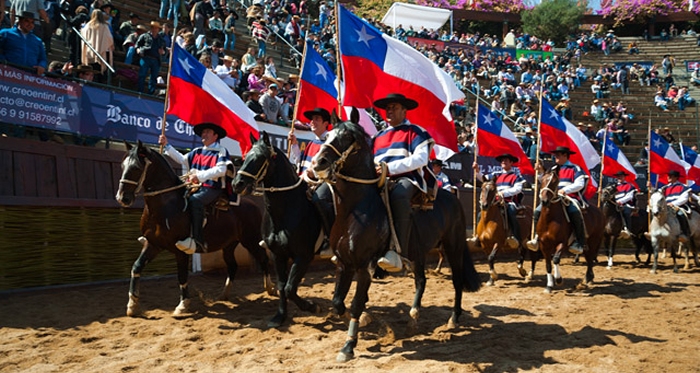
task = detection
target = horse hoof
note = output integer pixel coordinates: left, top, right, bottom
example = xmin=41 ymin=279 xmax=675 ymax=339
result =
xmin=650 ymin=269 xmax=657 ymax=274
xmin=172 ymin=299 xmax=191 ymax=317
xmin=518 ymin=267 xmax=527 ymax=278
xmin=336 ymin=340 xmax=356 ymax=363
xmin=126 ymin=296 xmax=140 ymax=317
xmin=555 ymin=277 xmax=563 ymax=286
xmin=447 ymin=314 xmax=458 ymax=329
xmin=409 ymin=307 xmax=420 ymax=321
xmin=544 ymin=287 xmax=553 ymax=294
xmin=486 ymin=278 xmax=495 ymax=286
xmin=673 ymin=267 xmax=679 ymax=274
xmin=359 ymin=312 xmax=372 ymax=328
xmin=268 ymin=313 xmax=286 ymax=329
xmin=336 ymin=351 xmax=353 ymax=363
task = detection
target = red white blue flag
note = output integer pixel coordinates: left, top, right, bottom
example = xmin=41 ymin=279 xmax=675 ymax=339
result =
xmin=539 ymin=99 xmax=599 ymax=198
xmin=167 ymin=44 xmax=258 ymax=154
xmin=297 ymin=40 xmax=338 ymax=123
xmin=337 ymin=5 xmax=464 ymax=160
xmin=476 ymin=104 xmax=534 ymax=176
xmin=602 ymin=137 xmax=638 ymax=189
xmin=649 ymin=131 xmax=687 ymax=186
xmin=680 ymin=143 xmax=700 ymax=191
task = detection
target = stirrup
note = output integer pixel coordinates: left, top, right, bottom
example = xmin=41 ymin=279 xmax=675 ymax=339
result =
xmin=505 ymin=236 xmax=519 ymax=250
xmin=175 ymin=237 xmax=204 ymax=255
xmin=679 ymin=235 xmax=689 ymax=244
xmin=618 ymin=229 xmax=632 ymax=239
xmin=377 ymin=250 xmax=403 ymax=272
xmin=525 ymin=236 xmax=538 ymax=252
xmin=568 ymin=243 xmax=584 ymax=255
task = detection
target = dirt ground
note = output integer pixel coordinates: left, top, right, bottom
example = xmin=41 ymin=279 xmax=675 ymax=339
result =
xmin=2 ymin=249 xmax=700 ymax=373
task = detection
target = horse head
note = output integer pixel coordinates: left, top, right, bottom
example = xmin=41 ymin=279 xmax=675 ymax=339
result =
xmin=313 ymin=108 xmax=373 ymax=182
xmin=539 ymin=165 xmax=560 ymax=206
xmin=479 ymin=180 xmax=499 ymax=210
xmin=649 ymin=189 xmax=668 ymax=219
xmin=116 ymin=140 xmax=180 ymax=207
xmin=116 ymin=140 xmax=152 ymax=207
xmin=233 ymin=131 xmax=279 ymax=195
xmin=601 ymin=184 xmax=618 ymax=207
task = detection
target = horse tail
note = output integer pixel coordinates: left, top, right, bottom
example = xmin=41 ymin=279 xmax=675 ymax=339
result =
xmin=461 ymin=245 xmax=482 ymax=292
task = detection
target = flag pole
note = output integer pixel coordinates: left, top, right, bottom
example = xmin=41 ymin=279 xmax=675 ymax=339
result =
xmin=287 ymin=40 xmax=309 ymax=158
xmin=334 ymin=2 xmax=343 ymax=116
xmin=530 ymin=85 xmax=544 ymax=241
xmin=597 ymin=133 xmax=608 ymax=208
xmin=472 ymin=93 xmax=479 ymax=236
xmin=160 ymin=18 xmax=179 ymax=154
xmin=647 ymin=113 xmax=652 ymax=228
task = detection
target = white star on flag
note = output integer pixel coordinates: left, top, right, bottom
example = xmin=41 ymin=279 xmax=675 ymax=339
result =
xmin=314 ymin=61 xmax=328 ymax=81
xmin=356 ymin=25 xmax=375 ymax=48
xmin=548 ymin=108 xmax=558 ymax=119
xmin=607 ymin=143 xmax=615 ymax=153
xmin=482 ymin=113 xmax=495 ymax=128
xmin=653 ymin=137 xmax=662 ymax=149
xmin=180 ymin=57 xmax=193 ymax=75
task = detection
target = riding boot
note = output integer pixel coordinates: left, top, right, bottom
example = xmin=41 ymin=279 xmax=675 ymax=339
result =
xmin=379 ymin=217 xmax=410 ymax=272
xmin=525 ymin=208 xmax=540 ymax=252
xmin=677 ymin=212 xmax=690 ymax=244
xmin=506 ymin=207 xmax=521 ymax=249
xmin=619 ymin=210 xmax=633 ymax=239
xmin=190 ymin=202 xmax=206 ymax=252
xmin=569 ymin=211 xmax=587 ymax=255
xmin=467 ymin=211 xmax=482 ymax=249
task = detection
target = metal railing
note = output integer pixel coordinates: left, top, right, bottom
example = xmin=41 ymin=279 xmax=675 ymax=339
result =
xmin=60 ymin=13 xmax=116 ymax=80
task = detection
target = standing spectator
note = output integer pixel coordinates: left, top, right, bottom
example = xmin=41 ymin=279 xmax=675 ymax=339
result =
xmin=240 ymin=46 xmax=256 ymax=73
xmin=135 ymin=20 xmax=165 ymax=94
xmin=663 ymin=73 xmax=674 ymax=93
xmin=80 ymin=8 xmax=113 ymax=82
xmin=318 ymin=0 xmax=330 ymax=28
xmin=284 ymin=15 xmax=301 ymax=44
xmin=208 ymin=10 xmax=223 ymax=41
xmin=223 ymin=7 xmax=237 ymax=51
xmin=10 ymin=0 xmax=50 ymax=39
xmin=617 ymin=66 xmax=629 ymax=94
xmin=119 ymin=12 xmax=139 ymax=41
xmin=0 ymin=11 xmax=47 ymax=74
xmin=669 ymin=24 xmax=677 ymax=38
xmin=260 ymin=83 xmax=282 ymax=124
xmin=159 ymin=0 xmax=170 ymax=20
xmin=123 ymin=24 xmax=147 ymax=65
xmin=214 ymin=54 xmax=238 ymax=90
xmin=251 ymin=18 xmax=269 ymax=58
xmin=661 ymin=127 xmax=675 ymax=143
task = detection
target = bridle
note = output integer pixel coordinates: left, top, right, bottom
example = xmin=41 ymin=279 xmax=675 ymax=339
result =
xmin=480 ymin=182 xmax=501 ymax=210
xmin=320 ymin=140 xmax=383 ymax=185
xmin=539 ymin=173 xmax=562 ymax=204
xmin=119 ymin=155 xmax=188 ymax=197
xmin=236 ymin=145 xmax=303 ymax=193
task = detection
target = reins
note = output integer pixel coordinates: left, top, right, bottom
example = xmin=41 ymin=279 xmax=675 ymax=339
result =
xmin=236 ymin=145 xmax=304 ymax=194
xmin=321 ymin=141 xmax=384 ymax=185
xmin=119 ymin=157 xmax=191 ymax=197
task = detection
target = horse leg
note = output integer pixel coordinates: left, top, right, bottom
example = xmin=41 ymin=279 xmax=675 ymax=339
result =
xmin=241 ymin=235 xmax=276 ymax=297
xmin=409 ymin=260 xmax=427 ymax=332
xmin=173 ymin=251 xmax=192 ymax=317
xmin=218 ymin=243 xmax=239 ymax=301
xmin=127 ymin=242 xmax=160 ymax=317
xmin=607 ymin=236 xmax=617 ymax=269
xmin=284 ymin=258 xmax=319 ymax=314
xmin=516 ymin=246 xmax=527 ymax=278
xmin=332 ymin=264 xmax=354 ymax=317
xmin=672 ymin=243 xmax=680 ymax=273
xmin=434 ymin=248 xmax=444 ymax=273
xmin=486 ymin=245 xmax=499 ymax=286
xmin=651 ymin=241 xmax=660 ymax=274
xmin=526 ymin=249 xmax=539 ymax=282
xmin=337 ymin=266 xmax=371 ymax=363
xmin=269 ymin=254 xmax=290 ymax=328
xmin=544 ymin=255 xmax=554 ymax=294
xmin=552 ymin=247 xmax=564 ymax=286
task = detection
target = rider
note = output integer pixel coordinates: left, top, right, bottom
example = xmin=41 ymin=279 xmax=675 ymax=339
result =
xmin=526 ymin=146 xmax=589 ymax=255
xmin=372 ymin=93 xmax=435 ymax=272
xmin=470 ymin=153 xmax=526 ymax=248
xmin=431 ymin=159 xmax=453 ymax=190
xmin=288 ymin=107 xmax=334 ymax=257
xmin=661 ymin=170 xmax=692 ymax=243
xmin=613 ymin=170 xmax=636 ymax=239
xmin=159 ymin=123 xmax=230 ymax=254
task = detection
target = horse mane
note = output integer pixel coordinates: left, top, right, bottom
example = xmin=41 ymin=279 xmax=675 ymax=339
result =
xmin=143 ymin=145 xmax=184 ymax=185
xmin=334 ymin=120 xmax=371 ymax=152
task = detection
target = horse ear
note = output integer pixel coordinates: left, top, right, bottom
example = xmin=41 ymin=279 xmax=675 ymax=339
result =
xmin=330 ymin=109 xmax=340 ymax=125
xmin=350 ymin=107 xmax=359 ymax=124
xmin=136 ymin=140 xmax=149 ymax=156
xmin=250 ymin=132 xmax=258 ymax=144
xmin=261 ymin=131 xmax=271 ymax=146
xmin=124 ymin=141 xmax=132 ymax=151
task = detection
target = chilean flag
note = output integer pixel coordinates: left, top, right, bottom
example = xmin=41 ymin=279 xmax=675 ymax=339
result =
xmin=297 ymin=40 xmax=338 ymax=123
xmin=680 ymin=143 xmax=700 ymax=191
xmin=649 ymin=131 xmax=687 ymax=186
xmin=337 ymin=5 xmax=464 ymax=160
xmin=167 ymin=44 xmax=259 ymax=154
xmin=539 ymin=99 xmax=599 ymax=198
xmin=602 ymin=137 xmax=638 ymax=189
xmin=476 ymin=104 xmax=534 ymax=176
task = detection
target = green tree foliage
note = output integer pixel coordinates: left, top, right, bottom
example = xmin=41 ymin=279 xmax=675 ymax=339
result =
xmin=521 ymin=0 xmax=585 ymax=45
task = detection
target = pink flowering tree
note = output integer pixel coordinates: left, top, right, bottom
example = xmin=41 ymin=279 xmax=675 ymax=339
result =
xmin=598 ymin=0 xmax=688 ymax=26
xmin=414 ymin=0 xmax=528 ymax=12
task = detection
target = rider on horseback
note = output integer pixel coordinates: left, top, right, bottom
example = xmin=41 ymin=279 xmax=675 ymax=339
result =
xmin=372 ymin=93 xmax=435 ymax=272
xmin=159 ymin=123 xmax=230 ymax=254
xmin=613 ymin=170 xmax=636 ymax=239
xmin=526 ymin=146 xmax=589 ymax=255
xmin=661 ymin=170 xmax=693 ymax=243
xmin=469 ymin=153 xmax=526 ymax=248
xmin=288 ymin=107 xmax=334 ymax=257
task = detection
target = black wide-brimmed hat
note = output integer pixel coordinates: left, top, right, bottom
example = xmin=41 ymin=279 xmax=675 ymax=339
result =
xmin=303 ymin=107 xmax=331 ymax=123
xmin=614 ymin=170 xmax=628 ymax=177
xmin=373 ymin=93 xmax=418 ymax=111
xmin=551 ymin=146 xmax=576 ymax=155
xmin=18 ymin=11 xmax=35 ymax=19
xmin=430 ymin=159 xmax=444 ymax=167
xmin=194 ymin=122 xmax=227 ymax=139
xmin=668 ymin=170 xmax=681 ymax=177
xmin=495 ymin=153 xmax=518 ymax=163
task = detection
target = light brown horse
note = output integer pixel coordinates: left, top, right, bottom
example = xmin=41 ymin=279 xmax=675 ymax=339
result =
xmin=472 ymin=180 xmax=539 ymax=285
xmin=536 ymin=168 xmax=604 ymax=293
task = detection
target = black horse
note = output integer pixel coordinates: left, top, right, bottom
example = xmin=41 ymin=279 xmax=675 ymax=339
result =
xmin=601 ymin=185 xmax=652 ymax=267
xmin=313 ymin=113 xmax=481 ymax=362
xmin=232 ymin=132 xmax=324 ymax=328
xmin=115 ymin=141 xmax=275 ymax=317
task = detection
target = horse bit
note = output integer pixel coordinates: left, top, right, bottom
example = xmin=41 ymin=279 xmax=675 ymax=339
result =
xmin=236 ymin=145 xmax=303 ymax=193
xmin=119 ymin=157 xmax=188 ymax=197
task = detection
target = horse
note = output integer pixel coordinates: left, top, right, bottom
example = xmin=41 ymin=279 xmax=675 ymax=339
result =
xmin=600 ymin=185 xmax=652 ymax=268
xmin=648 ymin=190 xmax=700 ymax=273
xmin=115 ymin=141 xmax=275 ymax=317
xmin=232 ymin=132 xmax=324 ymax=328
xmin=312 ymin=113 xmax=481 ymax=363
xmin=535 ymin=167 xmax=604 ymax=293
xmin=471 ymin=180 xmax=539 ymax=285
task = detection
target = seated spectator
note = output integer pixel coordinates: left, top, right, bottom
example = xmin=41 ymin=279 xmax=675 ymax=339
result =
xmin=247 ymin=65 xmax=267 ymax=91
xmin=583 ymin=124 xmax=600 ymax=151
xmin=691 ymin=68 xmax=700 ymax=86
xmin=123 ymin=24 xmax=147 ymax=65
xmin=655 ymin=92 xmax=670 ymax=111
xmin=608 ymin=119 xmax=630 ymax=146
xmin=215 ymin=55 xmax=239 ymax=90
xmin=74 ymin=64 xmax=95 ymax=81
xmin=209 ymin=10 xmax=224 ymax=41
xmin=260 ymin=83 xmax=283 ymax=124
xmin=244 ymin=89 xmax=265 ymax=121
xmin=660 ymin=29 xmax=669 ymax=41
xmin=119 ymin=12 xmax=140 ymax=41
xmin=240 ymin=47 xmax=257 ymax=73
xmin=661 ymin=127 xmax=675 ymax=143
xmin=0 ymin=11 xmax=48 ymax=75
xmin=628 ymin=41 xmax=639 ymax=55
xmin=590 ymin=99 xmax=604 ymax=123
xmin=591 ymin=79 xmax=604 ymax=99
xmin=677 ymin=86 xmax=696 ymax=111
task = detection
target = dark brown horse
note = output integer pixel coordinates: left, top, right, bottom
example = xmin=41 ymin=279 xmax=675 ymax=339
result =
xmin=600 ymin=185 xmax=652 ymax=268
xmin=535 ymin=167 xmax=604 ymax=293
xmin=115 ymin=141 xmax=275 ymax=317
xmin=472 ymin=180 xmax=539 ymax=285
xmin=313 ymin=114 xmax=481 ymax=362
